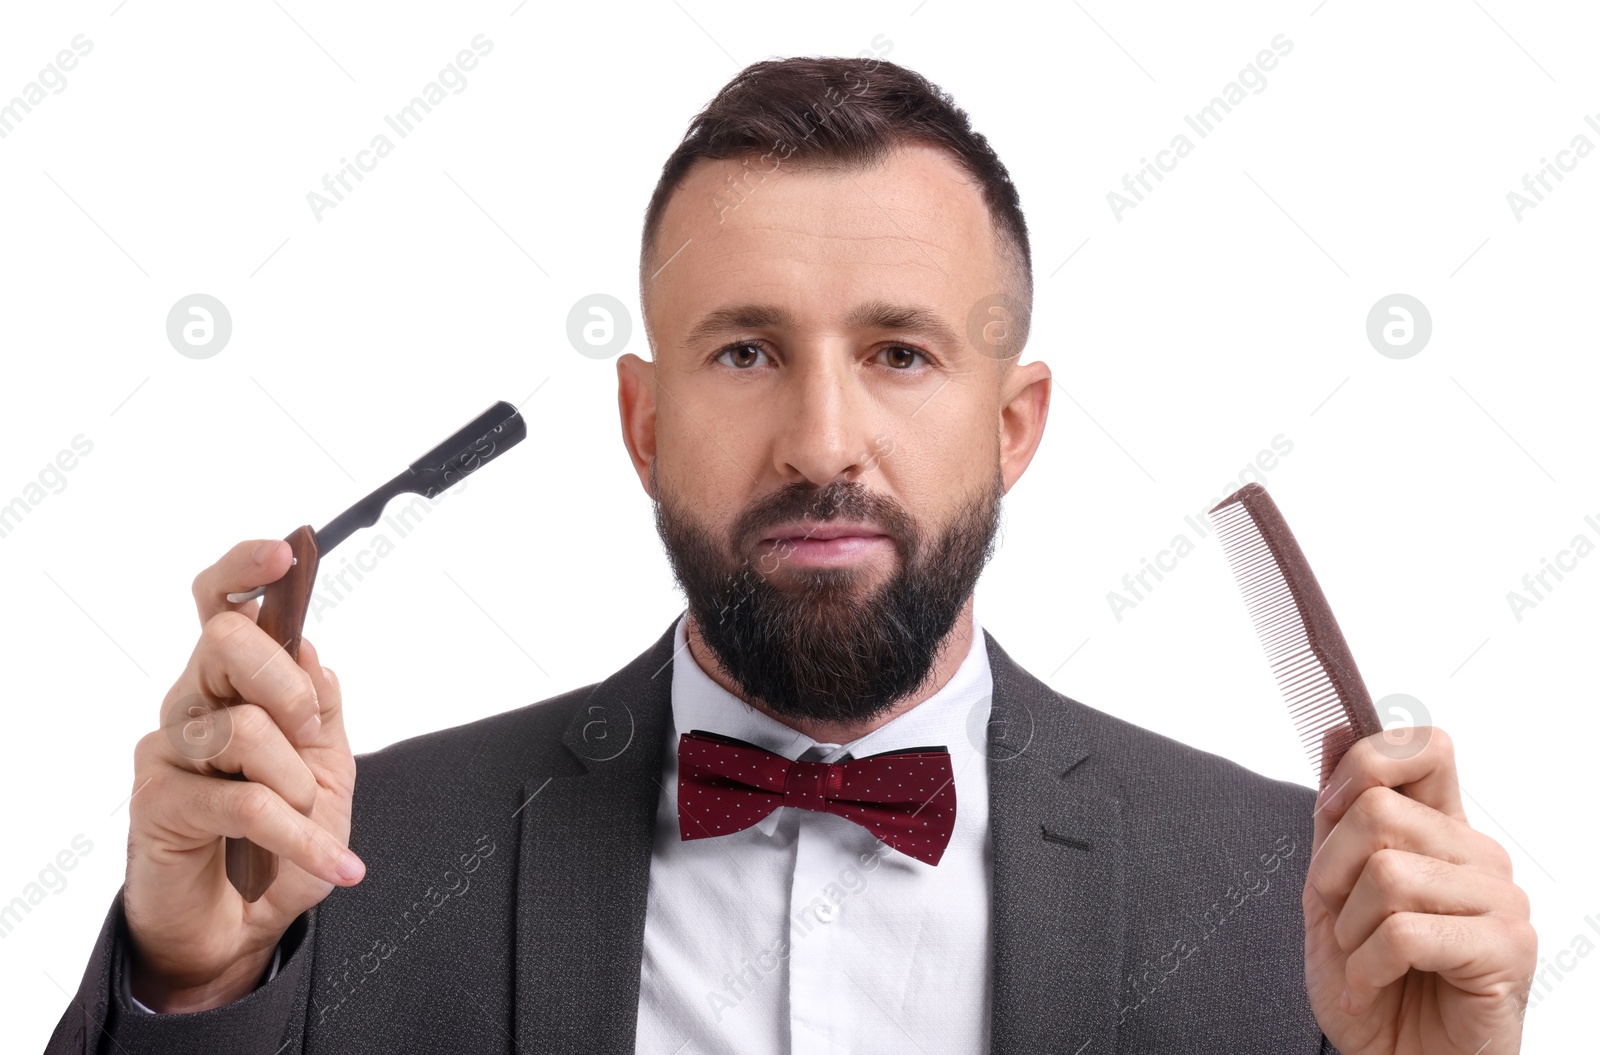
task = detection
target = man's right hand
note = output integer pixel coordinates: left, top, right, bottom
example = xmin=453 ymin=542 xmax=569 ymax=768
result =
xmin=123 ymin=539 xmax=364 ymax=1013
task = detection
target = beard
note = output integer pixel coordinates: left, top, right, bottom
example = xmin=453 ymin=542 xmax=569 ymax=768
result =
xmin=650 ymin=459 xmax=1005 ymax=728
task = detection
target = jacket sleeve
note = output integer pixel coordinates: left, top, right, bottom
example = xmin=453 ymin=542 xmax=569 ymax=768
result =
xmin=42 ymin=887 xmax=315 ymax=1055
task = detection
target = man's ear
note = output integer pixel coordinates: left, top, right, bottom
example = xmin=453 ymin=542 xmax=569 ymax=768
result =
xmin=617 ymin=353 xmax=658 ymax=497
xmin=998 ymin=358 xmax=1051 ymax=493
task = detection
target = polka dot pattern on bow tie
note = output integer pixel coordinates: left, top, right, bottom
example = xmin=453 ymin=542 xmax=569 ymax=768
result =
xmin=676 ymin=731 xmax=957 ymax=866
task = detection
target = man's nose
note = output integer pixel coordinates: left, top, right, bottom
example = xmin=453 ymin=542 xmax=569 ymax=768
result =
xmin=769 ymin=354 xmax=879 ymax=487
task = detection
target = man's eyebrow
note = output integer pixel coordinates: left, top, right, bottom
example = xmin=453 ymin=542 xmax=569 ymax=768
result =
xmin=683 ymin=304 xmax=796 ymax=347
xmin=844 ymin=301 xmax=963 ymax=348
xmin=682 ymin=300 xmax=963 ymax=349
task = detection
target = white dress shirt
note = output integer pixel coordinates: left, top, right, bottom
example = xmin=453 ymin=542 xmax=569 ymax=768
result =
xmin=634 ymin=610 xmax=995 ymax=1054
xmin=132 ymin=610 xmax=997 ymax=1053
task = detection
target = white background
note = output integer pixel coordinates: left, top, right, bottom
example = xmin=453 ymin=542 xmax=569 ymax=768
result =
xmin=1 ymin=0 xmax=1594 ymax=1048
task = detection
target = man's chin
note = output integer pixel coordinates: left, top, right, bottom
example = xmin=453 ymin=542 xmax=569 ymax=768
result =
xmin=751 ymin=572 xmax=893 ymax=614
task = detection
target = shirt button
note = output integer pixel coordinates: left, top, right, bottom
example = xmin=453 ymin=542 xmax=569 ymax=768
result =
xmin=814 ymin=898 xmax=837 ymax=924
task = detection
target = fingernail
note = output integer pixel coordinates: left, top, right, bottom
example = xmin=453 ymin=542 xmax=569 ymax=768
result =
xmin=295 ymin=713 xmax=322 ymax=746
xmin=336 ymin=850 xmax=365 ymax=883
xmin=1340 ymin=985 xmax=1356 ymax=1014
xmin=253 ymin=540 xmax=281 ymax=564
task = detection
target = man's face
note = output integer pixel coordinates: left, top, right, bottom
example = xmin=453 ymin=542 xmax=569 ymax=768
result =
xmin=619 ymin=142 xmax=1049 ymax=726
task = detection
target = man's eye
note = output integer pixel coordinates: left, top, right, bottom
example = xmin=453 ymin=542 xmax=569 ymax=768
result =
xmin=712 ymin=342 xmax=931 ymax=370
xmin=880 ymin=345 xmax=930 ymax=369
xmin=714 ymin=342 xmax=768 ymax=369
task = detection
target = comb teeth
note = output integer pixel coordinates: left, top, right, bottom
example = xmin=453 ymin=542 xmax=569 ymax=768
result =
xmin=1208 ymin=483 xmax=1382 ymax=786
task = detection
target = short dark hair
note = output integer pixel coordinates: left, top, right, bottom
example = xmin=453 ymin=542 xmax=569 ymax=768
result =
xmin=639 ymin=56 xmax=1032 ymax=355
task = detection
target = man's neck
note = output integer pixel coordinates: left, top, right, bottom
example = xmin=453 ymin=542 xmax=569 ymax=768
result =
xmin=682 ymin=595 xmax=977 ymax=745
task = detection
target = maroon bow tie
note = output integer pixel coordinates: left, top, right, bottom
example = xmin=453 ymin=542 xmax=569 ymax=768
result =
xmin=676 ymin=729 xmax=958 ymax=865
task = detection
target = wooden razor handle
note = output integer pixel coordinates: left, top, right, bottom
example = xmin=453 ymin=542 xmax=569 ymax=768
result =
xmin=226 ymin=525 xmax=320 ymax=902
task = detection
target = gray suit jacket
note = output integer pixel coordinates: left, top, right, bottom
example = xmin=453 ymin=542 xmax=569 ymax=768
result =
xmin=46 ymin=620 xmax=1339 ymax=1053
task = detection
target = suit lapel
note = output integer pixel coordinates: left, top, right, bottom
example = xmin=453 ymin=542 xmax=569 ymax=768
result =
xmin=513 ymin=621 xmax=677 ymax=1053
xmin=510 ymin=621 xmax=1128 ymax=1054
xmin=984 ymin=629 xmax=1126 ymax=1055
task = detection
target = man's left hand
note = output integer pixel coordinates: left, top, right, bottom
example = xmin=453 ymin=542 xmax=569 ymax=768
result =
xmin=1304 ymin=725 xmax=1536 ymax=1055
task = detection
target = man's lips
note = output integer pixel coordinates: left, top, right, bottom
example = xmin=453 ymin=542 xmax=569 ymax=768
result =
xmin=760 ymin=521 xmax=889 ymax=543
xmin=753 ymin=521 xmax=896 ymax=568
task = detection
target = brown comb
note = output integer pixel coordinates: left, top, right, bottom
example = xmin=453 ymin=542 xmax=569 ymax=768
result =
xmin=1208 ymin=483 xmax=1382 ymax=788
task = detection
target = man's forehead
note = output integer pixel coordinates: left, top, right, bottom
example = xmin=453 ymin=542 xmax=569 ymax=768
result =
xmin=648 ymin=143 xmax=1003 ymax=334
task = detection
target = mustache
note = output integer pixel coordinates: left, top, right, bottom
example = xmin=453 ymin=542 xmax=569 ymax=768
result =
xmin=731 ymin=480 xmax=917 ymax=554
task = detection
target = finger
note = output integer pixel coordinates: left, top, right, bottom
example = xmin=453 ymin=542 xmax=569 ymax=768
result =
xmin=1308 ymin=787 xmax=1513 ymax=917
xmin=141 ymin=766 xmax=364 ymax=887
xmin=192 ymin=539 xmax=295 ymax=627
xmin=1343 ymin=911 xmax=1535 ymax=1016
xmin=288 ymin=637 xmax=357 ymax=768
xmin=1313 ymin=726 xmax=1467 ymax=853
xmin=1333 ymin=848 xmax=1529 ymax=954
xmin=295 ymin=636 xmax=342 ymax=730
xmin=153 ymin=702 xmax=320 ymax=816
xmin=178 ymin=611 xmax=322 ymax=748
